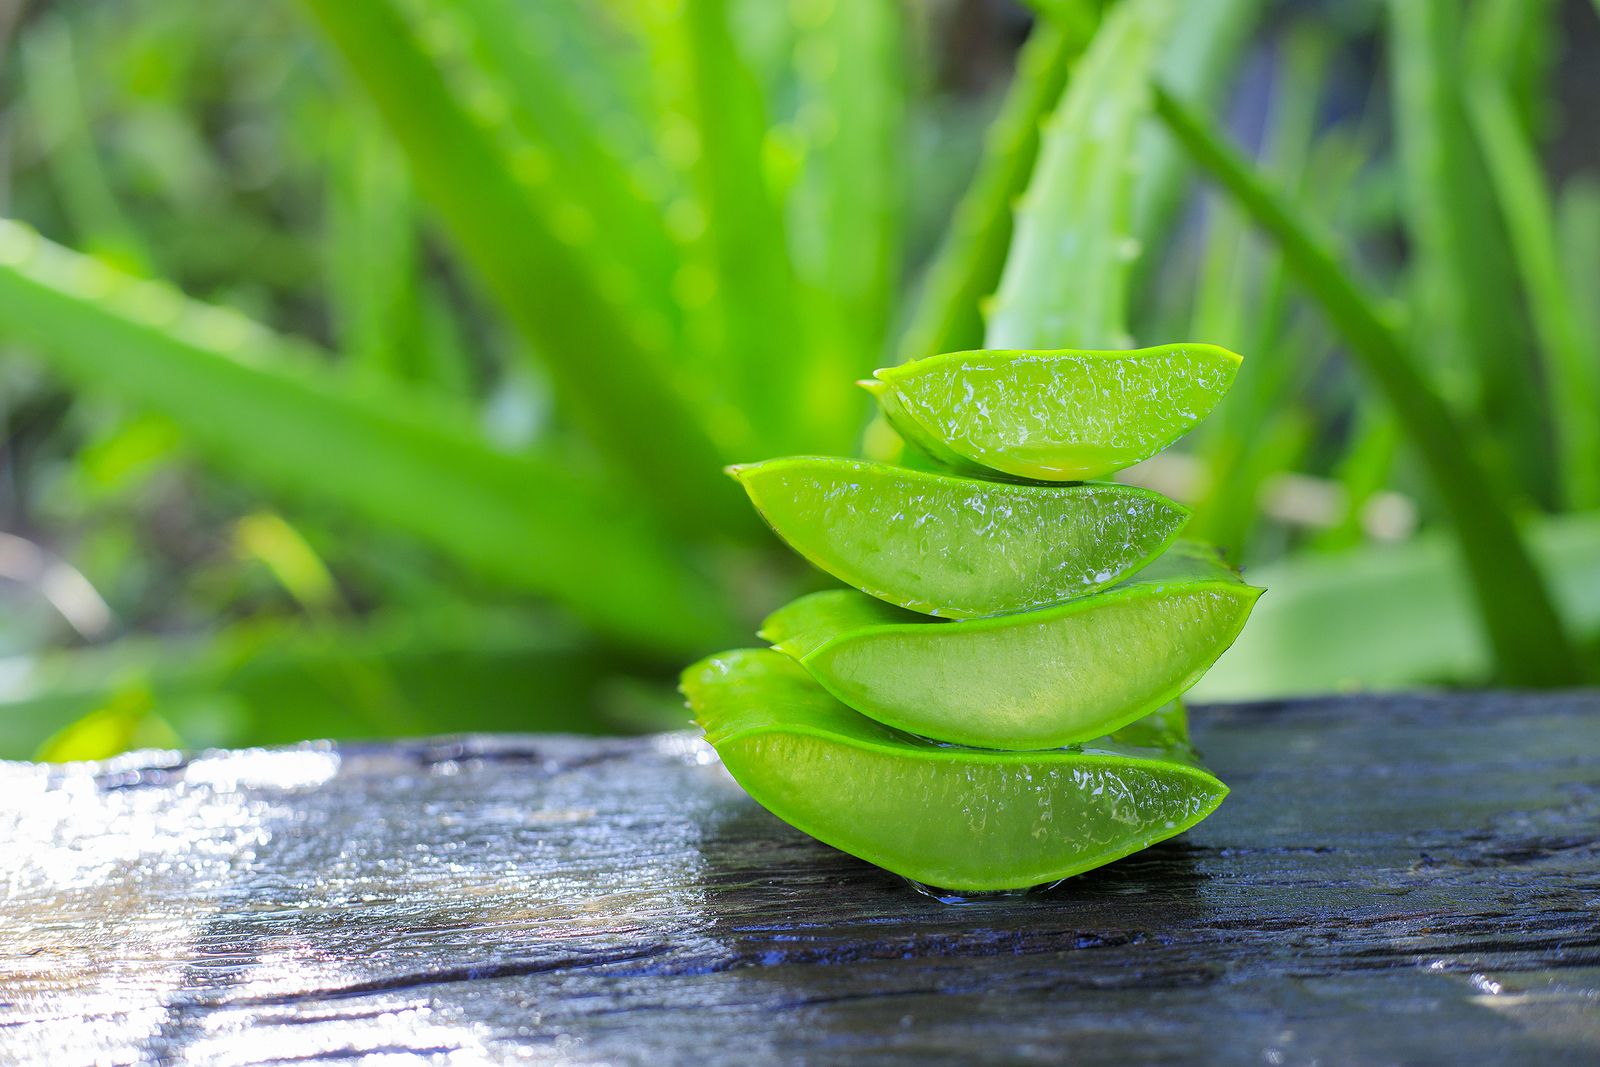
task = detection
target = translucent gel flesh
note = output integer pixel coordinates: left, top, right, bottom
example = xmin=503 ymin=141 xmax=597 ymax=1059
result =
xmin=875 ymin=345 xmax=1241 ymax=481
xmin=685 ymin=650 xmax=1228 ymax=892
xmin=733 ymin=457 xmax=1188 ymax=618
xmin=763 ymin=545 xmax=1261 ymax=750
xmin=722 ymin=732 xmax=1225 ymax=890
xmin=811 ymin=585 xmax=1257 ymax=749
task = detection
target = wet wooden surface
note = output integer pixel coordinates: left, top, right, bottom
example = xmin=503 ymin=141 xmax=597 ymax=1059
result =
xmin=2 ymin=690 xmax=1598 ymax=1065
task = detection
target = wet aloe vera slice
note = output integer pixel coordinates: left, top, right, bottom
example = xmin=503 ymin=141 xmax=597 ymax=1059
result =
xmin=759 ymin=544 xmax=1261 ymax=750
xmin=728 ymin=457 xmax=1188 ymax=618
xmin=682 ymin=648 xmax=1228 ymax=891
xmin=864 ymin=344 xmax=1242 ymax=481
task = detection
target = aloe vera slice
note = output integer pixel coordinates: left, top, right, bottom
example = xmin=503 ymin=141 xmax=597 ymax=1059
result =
xmin=865 ymin=344 xmax=1242 ymax=481
xmin=759 ymin=544 xmax=1262 ymax=750
xmin=728 ymin=457 xmax=1189 ymax=618
xmin=682 ymin=648 xmax=1228 ymax=891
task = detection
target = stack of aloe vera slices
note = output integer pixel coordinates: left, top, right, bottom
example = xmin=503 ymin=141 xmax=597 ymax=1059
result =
xmin=682 ymin=344 xmax=1261 ymax=892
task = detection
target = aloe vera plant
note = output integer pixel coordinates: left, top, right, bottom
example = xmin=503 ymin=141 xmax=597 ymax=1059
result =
xmin=1152 ymin=85 xmax=1581 ymax=687
xmin=3 ymin=0 xmax=1591 ymax=767
xmin=897 ymin=18 xmax=1086 ymax=364
xmin=987 ymin=0 xmax=1172 ymax=349
xmin=0 ymin=220 xmax=736 ymax=655
xmin=865 ymin=344 xmax=1241 ymax=481
xmin=759 ymin=546 xmax=1259 ymax=751
xmin=730 ymin=457 xmax=1188 ymax=618
xmin=683 ymin=649 xmax=1228 ymax=892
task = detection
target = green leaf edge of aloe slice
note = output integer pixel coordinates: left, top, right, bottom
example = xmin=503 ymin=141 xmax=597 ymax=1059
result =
xmin=682 ymin=648 xmax=1230 ymax=891
xmin=758 ymin=545 xmax=1263 ymax=750
xmin=727 ymin=455 xmax=1191 ymax=618
xmin=863 ymin=343 xmax=1243 ymax=481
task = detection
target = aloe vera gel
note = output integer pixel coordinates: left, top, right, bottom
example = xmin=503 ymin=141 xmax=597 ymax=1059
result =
xmin=730 ymin=456 xmax=1188 ymax=617
xmin=865 ymin=344 xmax=1241 ymax=481
xmin=759 ymin=547 xmax=1260 ymax=751
xmin=684 ymin=344 xmax=1259 ymax=893
xmin=684 ymin=650 xmax=1228 ymax=891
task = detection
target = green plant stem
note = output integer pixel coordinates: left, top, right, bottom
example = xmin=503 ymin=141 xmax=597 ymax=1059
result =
xmin=1189 ymin=27 xmax=1331 ymax=552
xmin=1466 ymin=0 xmax=1555 ymax=129
xmin=1153 ymin=85 xmax=1581 ymax=687
xmin=1559 ymin=177 xmax=1600 ymax=361
xmin=1131 ymin=0 xmax=1265 ymax=262
xmin=1467 ymin=84 xmax=1600 ymax=509
xmin=1314 ymin=408 xmax=1401 ymax=553
xmin=324 ymin=110 xmax=434 ymax=388
xmin=1387 ymin=0 xmax=1543 ymax=499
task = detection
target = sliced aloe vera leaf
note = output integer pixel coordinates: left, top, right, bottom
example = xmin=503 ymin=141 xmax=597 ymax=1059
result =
xmin=681 ymin=648 xmax=1228 ymax=892
xmin=1112 ymin=697 xmax=1191 ymax=751
xmin=729 ymin=457 xmax=1189 ymax=618
xmin=865 ymin=344 xmax=1242 ymax=481
xmin=759 ymin=544 xmax=1262 ymax=750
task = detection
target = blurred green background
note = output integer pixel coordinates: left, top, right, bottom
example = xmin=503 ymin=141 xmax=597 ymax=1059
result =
xmin=0 ymin=0 xmax=1596 ymax=761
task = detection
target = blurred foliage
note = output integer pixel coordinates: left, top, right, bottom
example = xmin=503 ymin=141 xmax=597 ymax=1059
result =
xmin=0 ymin=0 xmax=1596 ymax=759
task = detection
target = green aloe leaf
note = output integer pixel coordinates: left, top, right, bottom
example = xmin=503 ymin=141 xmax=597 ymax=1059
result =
xmin=729 ymin=456 xmax=1189 ymax=618
xmin=1152 ymin=85 xmax=1582 ymax=688
xmin=1387 ymin=0 xmax=1544 ymax=496
xmin=682 ymin=648 xmax=1228 ymax=892
xmin=0 ymin=220 xmax=737 ymax=656
xmin=1559 ymin=177 xmax=1600 ymax=364
xmin=1464 ymin=0 xmax=1556 ymax=134
xmin=323 ymin=109 xmax=453 ymax=391
xmin=758 ymin=545 xmax=1260 ymax=751
xmin=452 ymin=0 xmax=686 ymax=337
xmin=20 ymin=13 xmax=153 ymax=274
xmin=1130 ymin=0 xmax=1264 ymax=261
xmin=1111 ymin=697 xmax=1192 ymax=751
xmin=1199 ymin=511 xmax=1600 ymax=699
xmin=638 ymin=0 xmax=810 ymax=457
xmin=865 ymin=344 xmax=1241 ymax=481
xmin=985 ymin=0 xmax=1176 ymax=350
xmin=788 ymin=0 xmax=906 ymax=448
xmin=1467 ymin=83 xmax=1600 ymax=509
xmin=897 ymin=16 xmax=1085 ymax=363
xmin=297 ymin=0 xmax=744 ymax=536
xmin=1185 ymin=27 xmax=1338 ymax=556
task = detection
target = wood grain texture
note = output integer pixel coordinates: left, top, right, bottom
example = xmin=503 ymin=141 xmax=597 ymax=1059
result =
xmin=2 ymin=691 xmax=1598 ymax=1065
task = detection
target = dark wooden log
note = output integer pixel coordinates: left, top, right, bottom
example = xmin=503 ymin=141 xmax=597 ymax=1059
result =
xmin=2 ymin=691 xmax=1598 ymax=1065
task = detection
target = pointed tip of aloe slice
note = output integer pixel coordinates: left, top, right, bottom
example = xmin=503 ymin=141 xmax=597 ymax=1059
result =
xmin=1185 ymin=341 xmax=1244 ymax=367
xmin=856 ymin=377 xmax=889 ymax=396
